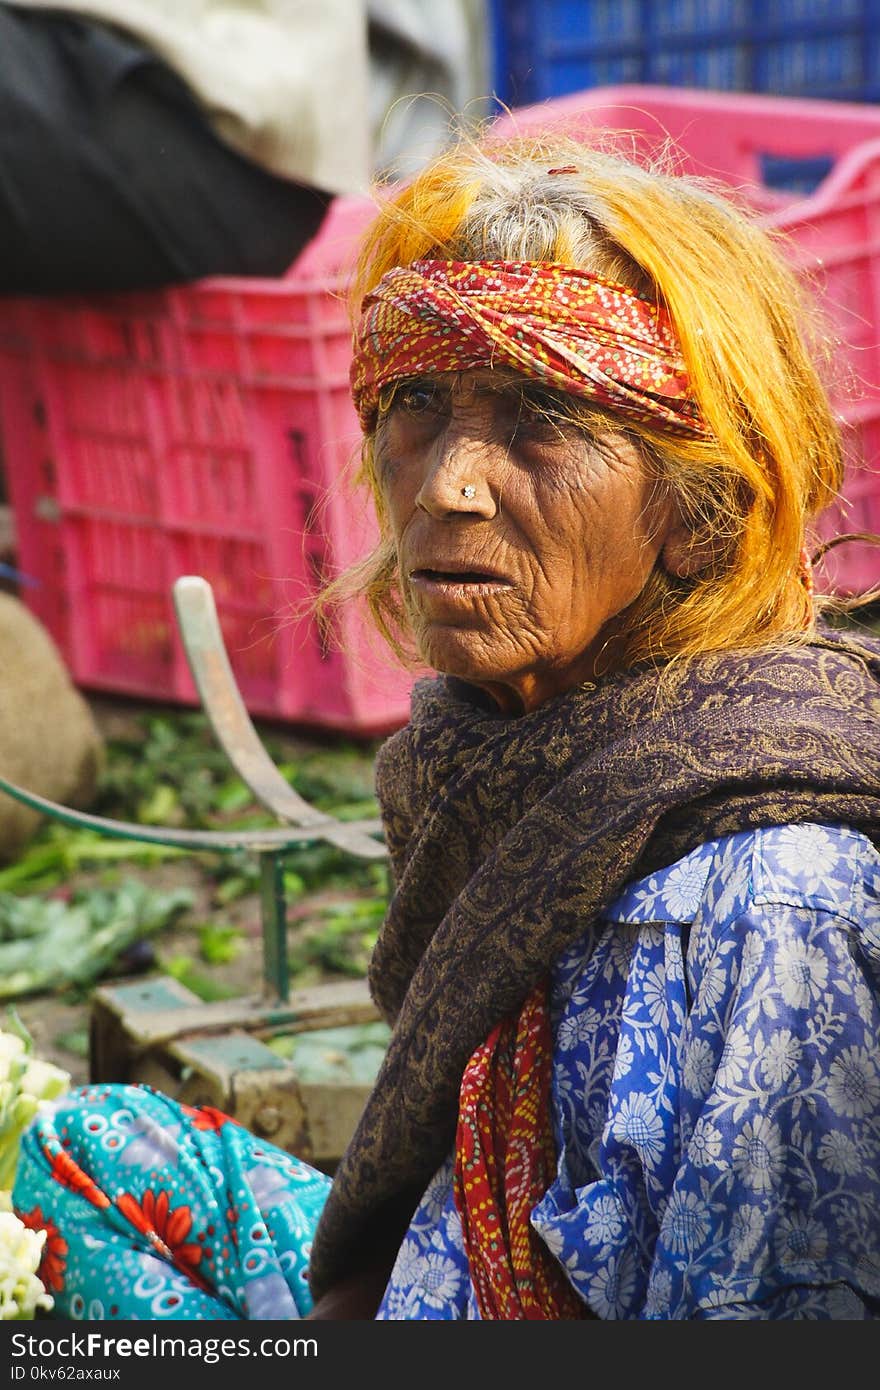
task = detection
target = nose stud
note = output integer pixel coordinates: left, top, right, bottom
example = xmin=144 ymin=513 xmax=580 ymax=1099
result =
xmin=461 ymin=485 xmax=476 ymax=499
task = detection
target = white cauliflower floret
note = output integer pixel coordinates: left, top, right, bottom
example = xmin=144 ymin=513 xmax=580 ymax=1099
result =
xmin=0 ymin=1211 xmax=53 ymax=1320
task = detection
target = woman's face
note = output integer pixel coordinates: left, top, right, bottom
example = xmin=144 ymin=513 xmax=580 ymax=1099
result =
xmin=375 ymin=370 xmax=683 ymax=715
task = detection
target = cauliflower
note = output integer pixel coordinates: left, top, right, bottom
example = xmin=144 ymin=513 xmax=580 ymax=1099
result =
xmin=0 ymin=1023 xmax=69 ymax=1192
xmin=0 ymin=1211 xmax=53 ymax=1319
xmin=0 ymin=1016 xmax=71 ymax=1319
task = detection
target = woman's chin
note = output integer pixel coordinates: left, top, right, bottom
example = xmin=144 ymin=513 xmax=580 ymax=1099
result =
xmin=414 ymin=640 xmax=532 ymax=714
xmin=414 ymin=629 xmax=511 ymax=688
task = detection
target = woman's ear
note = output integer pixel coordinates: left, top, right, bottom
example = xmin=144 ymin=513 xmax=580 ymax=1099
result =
xmin=659 ymin=514 xmax=716 ymax=579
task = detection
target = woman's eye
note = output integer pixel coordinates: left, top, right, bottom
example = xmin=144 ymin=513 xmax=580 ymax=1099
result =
xmin=517 ymin=405 xmax=552 ymax=431
xmin=517 ymin=389 xmax=572 ymax=429
xmin=397 ymin=383 xmax=442 ymax=416
xmin=511 ymin=398 xmax=568 ymax=441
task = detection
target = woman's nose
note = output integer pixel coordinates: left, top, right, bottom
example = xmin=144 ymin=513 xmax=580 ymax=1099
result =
xmin=414 ymin=425 xmax=498 ymax=520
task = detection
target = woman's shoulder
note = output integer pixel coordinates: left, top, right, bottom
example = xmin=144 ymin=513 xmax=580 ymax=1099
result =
xmin=607 ymin=822 xmax=879 ymax=930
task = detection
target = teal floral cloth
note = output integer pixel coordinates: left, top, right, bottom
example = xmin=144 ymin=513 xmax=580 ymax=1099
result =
xmin=13 ymin=823 xmax=880 ymax=1320
xmin=14 ymin=1089 xmax=331 ymax=1320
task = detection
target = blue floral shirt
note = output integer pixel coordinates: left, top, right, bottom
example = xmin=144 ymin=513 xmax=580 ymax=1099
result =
xmin=377 ymin=822 xmax=880 ymax=1320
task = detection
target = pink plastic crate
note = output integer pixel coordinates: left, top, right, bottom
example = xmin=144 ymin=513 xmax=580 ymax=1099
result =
xmin=0 ymin=196 xmax=419 ymax=735
xmin=493 ymin=85 xmax=880 ymax=595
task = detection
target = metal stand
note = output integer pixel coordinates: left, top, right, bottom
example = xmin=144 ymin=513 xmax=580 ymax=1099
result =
xmin=0 ymin=576 xmax=388 ymax=1169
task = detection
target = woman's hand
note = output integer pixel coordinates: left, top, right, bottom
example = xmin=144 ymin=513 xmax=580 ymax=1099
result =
xmin=306 ymin=1191 xmax=419 ymax=1319
xmin=305 ymin=1260 xmax=396 ymax=1320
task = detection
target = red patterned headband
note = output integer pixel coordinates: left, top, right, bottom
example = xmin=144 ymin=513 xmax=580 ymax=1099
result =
xmin=350 ymin=259 xmax=708 ymax=439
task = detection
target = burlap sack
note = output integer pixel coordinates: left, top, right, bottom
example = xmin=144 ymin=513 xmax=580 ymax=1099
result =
xmin=0 ymin=594 xmax=104 ymax=861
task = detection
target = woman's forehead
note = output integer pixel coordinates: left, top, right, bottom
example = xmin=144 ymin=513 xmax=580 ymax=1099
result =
xmin=398 ymin=368 xmax=562 ymax=399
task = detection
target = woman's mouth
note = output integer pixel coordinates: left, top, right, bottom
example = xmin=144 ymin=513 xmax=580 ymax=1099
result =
xmin=409 ymin=568 xmax=514 ymax=598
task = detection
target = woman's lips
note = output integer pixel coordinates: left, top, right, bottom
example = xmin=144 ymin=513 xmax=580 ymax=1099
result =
xmin=409 ymin=568 xmax=514 ymax=599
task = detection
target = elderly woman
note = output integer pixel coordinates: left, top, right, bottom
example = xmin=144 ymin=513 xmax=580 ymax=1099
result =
xmin=12 ymin=132 xmax=880 ymax=1321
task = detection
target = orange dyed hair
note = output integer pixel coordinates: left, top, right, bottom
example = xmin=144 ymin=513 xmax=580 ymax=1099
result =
xmin=320 ymin=129 xmax=847 ymax=669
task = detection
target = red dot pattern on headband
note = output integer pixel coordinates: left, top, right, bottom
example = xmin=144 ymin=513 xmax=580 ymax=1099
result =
xmin=350 ymin=259 xmax=708 ymax=439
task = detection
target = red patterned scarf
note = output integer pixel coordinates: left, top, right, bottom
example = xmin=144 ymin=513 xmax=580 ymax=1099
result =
xmin=453 ymin=981 xmax=591 ymax=1319
xmin=350 ymin=259 xmax=707 ymax=438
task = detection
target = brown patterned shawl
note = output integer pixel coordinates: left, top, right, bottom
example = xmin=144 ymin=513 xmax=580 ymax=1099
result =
xmin=307 ymin=626 xmax=880 ymax=1300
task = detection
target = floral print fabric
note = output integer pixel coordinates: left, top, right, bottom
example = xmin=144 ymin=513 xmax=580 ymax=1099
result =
xmin=378 ymin=822 xmax=880 ymax=1319
xmin=13 ymin=1089 xmax=331 ymax=1320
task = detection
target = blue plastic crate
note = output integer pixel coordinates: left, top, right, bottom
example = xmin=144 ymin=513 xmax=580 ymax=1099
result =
xmin=650 ymin=42 xmax=749 ymax=90
xmin=489 ymin=0 xmax=880 ymax=111
xmin=652 ymin=0 xmax=749 ymax=38
xmin=756 ymin=32 xmax=868 ymax=97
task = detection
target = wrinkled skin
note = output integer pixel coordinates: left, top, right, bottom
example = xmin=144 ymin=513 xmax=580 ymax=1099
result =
xmin=375 ymin=369 xmax=690 ymax=715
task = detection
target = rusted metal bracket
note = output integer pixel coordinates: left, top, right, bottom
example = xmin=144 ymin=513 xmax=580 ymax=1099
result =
xmin=88 ymin=973 xmax=382 ymax=1169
